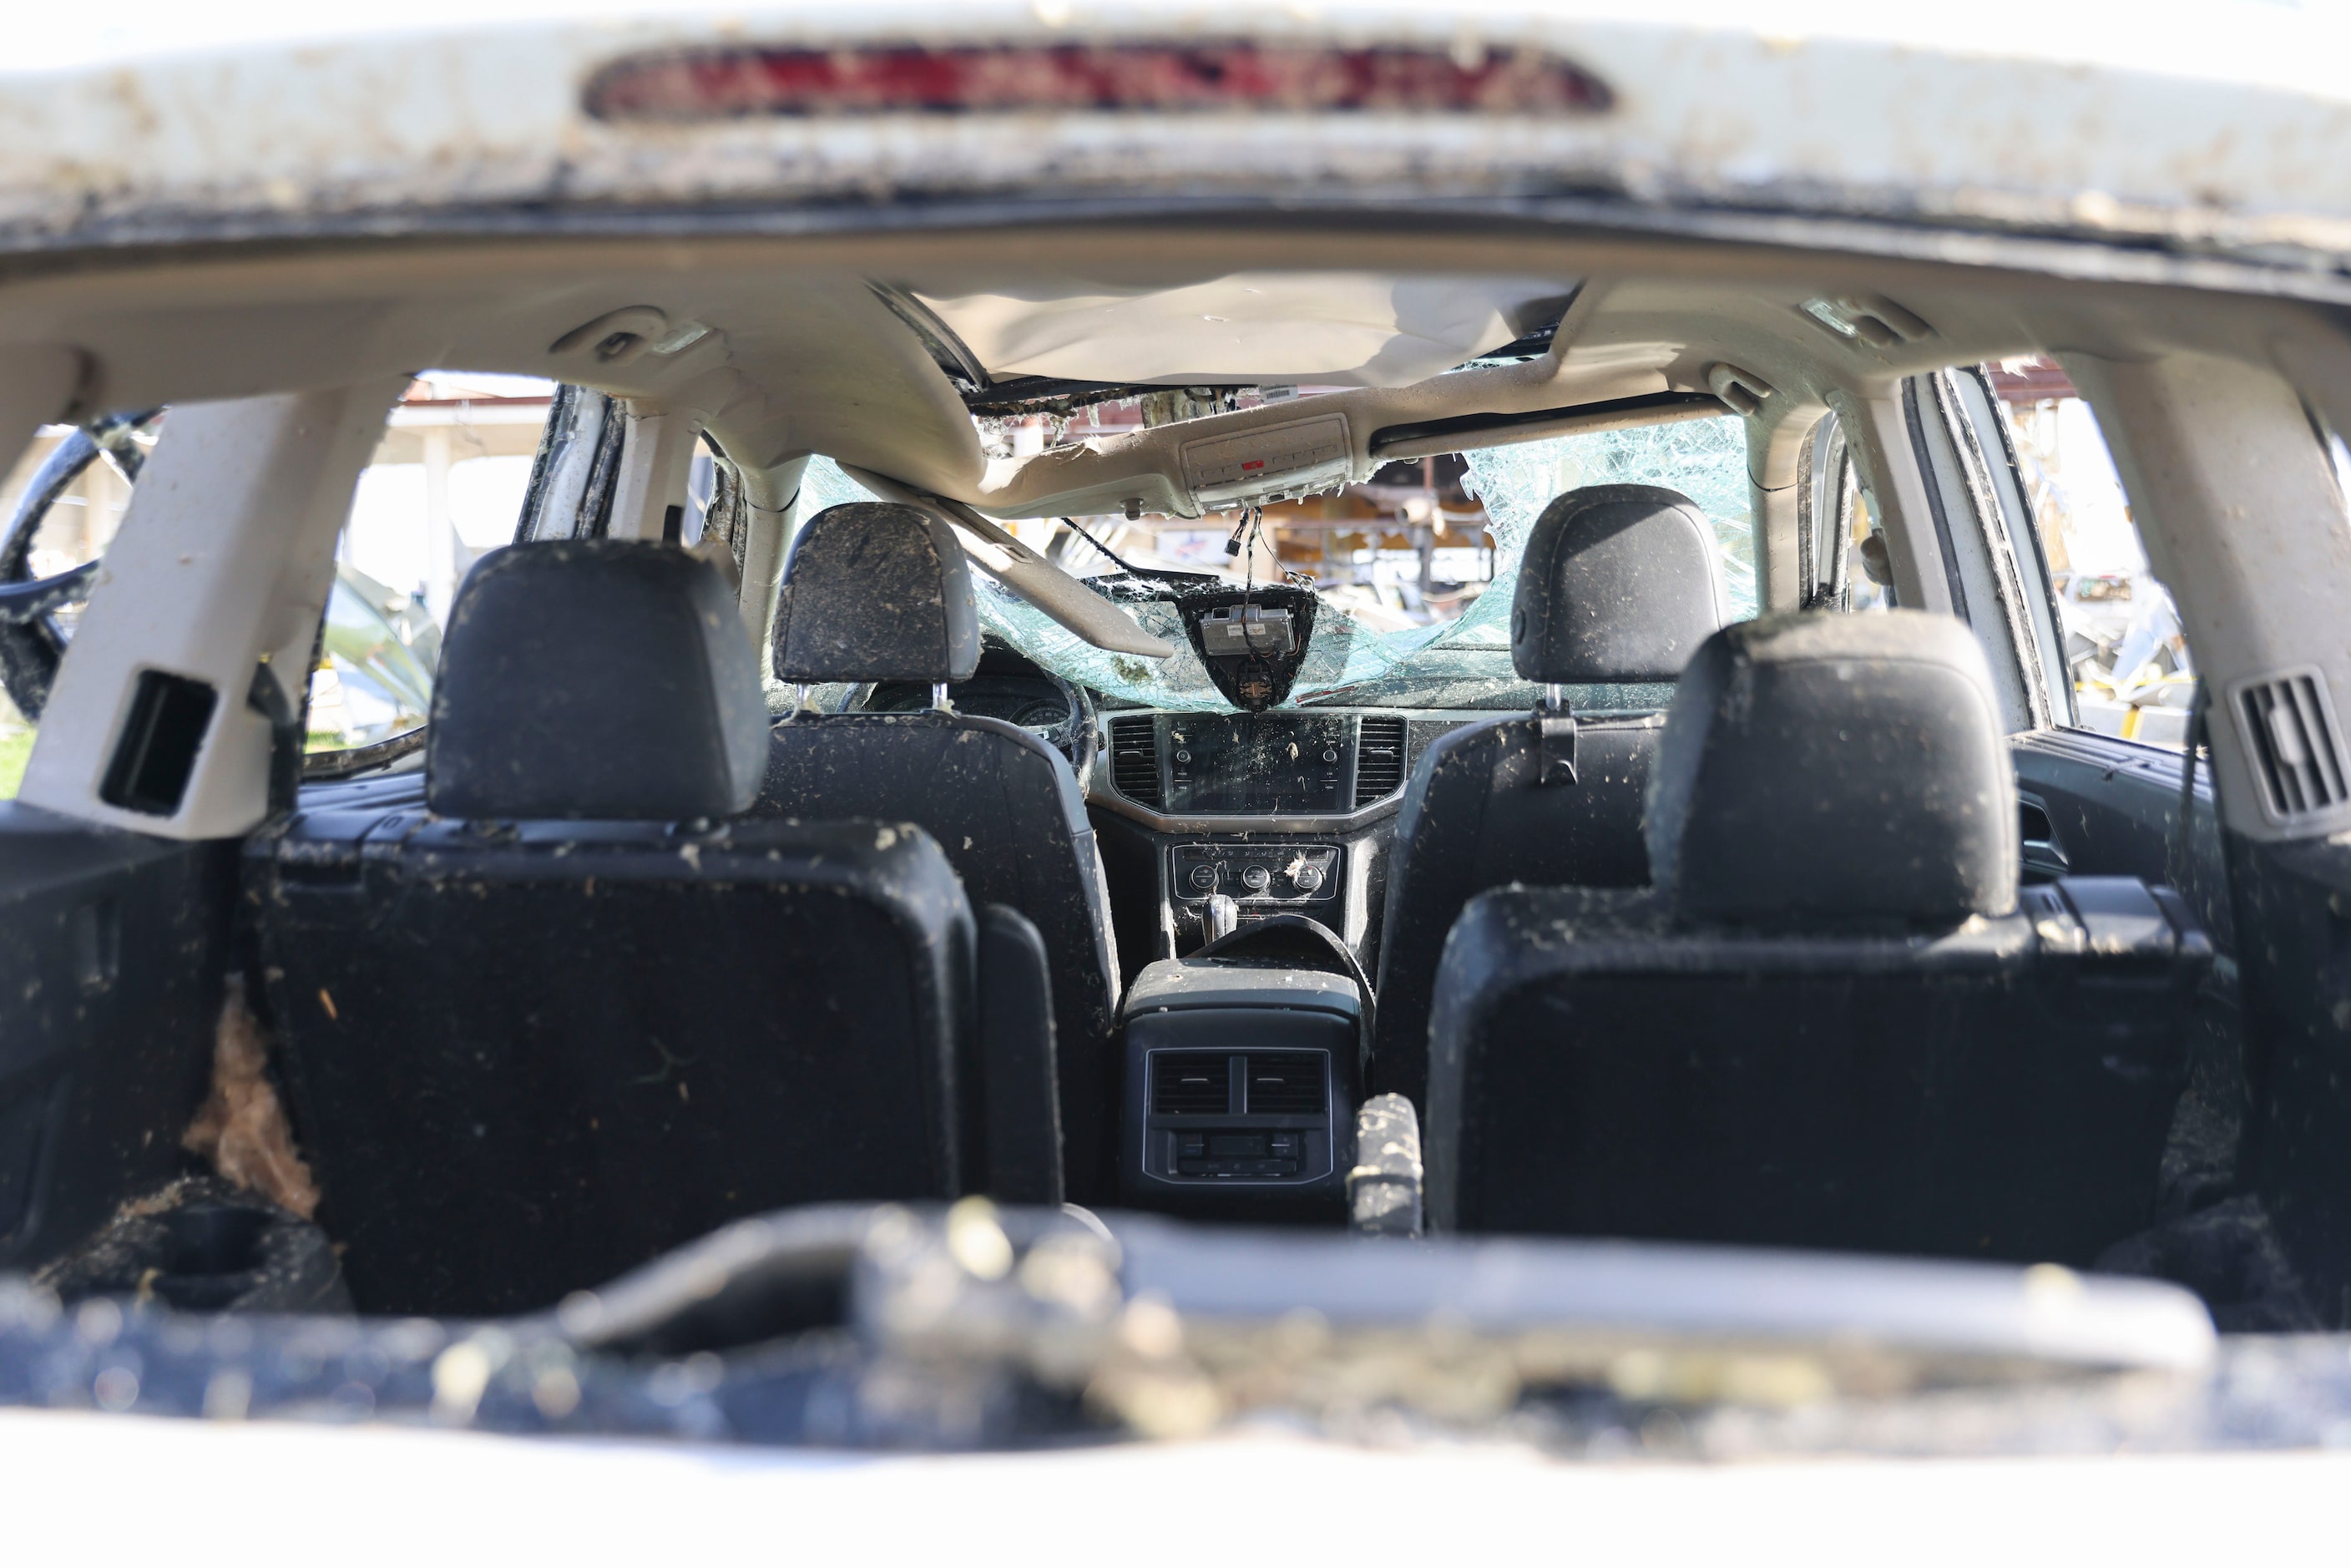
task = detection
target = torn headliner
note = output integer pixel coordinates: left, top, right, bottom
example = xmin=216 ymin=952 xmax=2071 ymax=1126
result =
xmin=908 ymin=272 xmax=1572 ymax=389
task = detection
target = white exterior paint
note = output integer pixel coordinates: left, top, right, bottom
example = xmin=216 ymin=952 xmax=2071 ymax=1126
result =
xmin=0 ymin=4 xmax=2345 ymax=268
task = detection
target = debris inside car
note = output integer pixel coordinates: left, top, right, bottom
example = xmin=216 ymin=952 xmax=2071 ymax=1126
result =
xmin=3 ymin=5 xmax=2351 ymax=1535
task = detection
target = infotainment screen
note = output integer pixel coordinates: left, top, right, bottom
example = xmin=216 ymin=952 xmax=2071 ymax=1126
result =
xmin=1164 ymin=714 xmax=1352 ymax=814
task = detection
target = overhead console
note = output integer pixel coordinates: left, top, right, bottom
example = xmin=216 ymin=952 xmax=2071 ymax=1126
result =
xmin=1179 ymin=411 xmax=1353 ymax=508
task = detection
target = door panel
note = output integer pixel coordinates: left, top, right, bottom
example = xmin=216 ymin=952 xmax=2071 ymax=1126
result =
xmin=2010 ymin=729 xmax=2242 ymax=1216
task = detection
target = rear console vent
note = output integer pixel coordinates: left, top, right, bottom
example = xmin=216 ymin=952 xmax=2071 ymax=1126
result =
xmin=1243 ymin=1052 xmax=1327 ymax=1115
xmin=1355 ymin=716 xmax=1407 ymax=806
xmin=1152 ymin=1052 xmax=1231 ymax=1115
xmin=2233 ymin=668 xmax=2349 ymax=825
xmin=1109 ymin=715 xmax=1162 ymax=807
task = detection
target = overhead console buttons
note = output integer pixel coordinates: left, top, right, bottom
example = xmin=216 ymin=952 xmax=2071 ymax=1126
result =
xmin=1181 ymin=412 xmax=1353 ymax=508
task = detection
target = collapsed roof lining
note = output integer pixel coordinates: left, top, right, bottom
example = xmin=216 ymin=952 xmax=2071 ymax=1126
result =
xmin=0 ymin=220 xmax=2328 ymax=522
xmin=907 ymin=271 xmax=1575 ymax=389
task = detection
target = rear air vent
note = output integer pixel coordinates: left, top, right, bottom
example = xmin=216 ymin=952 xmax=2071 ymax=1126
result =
xmin=1243 ymin=1053 xmax=1327 ymax=1115
xmin=1152 ymin=1052 xmax=1231 ymax=1115
xmin=1109 ymin=715 xmax=1161 ymax=807
xmin=1355 ymin=716 xmax=1407 ymax=806
xmin=2234 ymin=668 xmax=2350 ymax=824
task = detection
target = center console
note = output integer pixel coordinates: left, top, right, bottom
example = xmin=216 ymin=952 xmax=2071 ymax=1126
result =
xmin=1085 ymin=706 xmax=1474 ymax=1230
xmin=1119 ymin=959 xmax=1360 ymax=1220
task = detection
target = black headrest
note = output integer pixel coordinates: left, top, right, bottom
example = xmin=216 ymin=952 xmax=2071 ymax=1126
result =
xmin=427 ymin=540 xmax=767 ymax=821
xmin=1510 ymin=484 xmax=1731 ymax=684
xmin=772 ymin=502 xmax=981 ymax=684
xmin=1645 ymin=610 xmax=2018 ymax=926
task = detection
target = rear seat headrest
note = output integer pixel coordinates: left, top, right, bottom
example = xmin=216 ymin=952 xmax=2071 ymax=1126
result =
xmin=772 ymin=502 xmax=981 ymax=685
xmin=427 ymin=539 xmax=767 ymax=821
xmin=1646 ymin=610 xmax=2019 ymax=926
xmin=1510 ymin=483 xmax=1731 ymax=685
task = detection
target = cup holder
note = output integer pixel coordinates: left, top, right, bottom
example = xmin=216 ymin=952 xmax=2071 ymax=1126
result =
xmin=151 ymin=1202 xmax=273 ymax=1306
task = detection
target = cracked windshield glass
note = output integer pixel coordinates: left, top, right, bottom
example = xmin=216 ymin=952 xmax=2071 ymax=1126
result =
xmin=802 ymin=412 xmax=1757 ymax=711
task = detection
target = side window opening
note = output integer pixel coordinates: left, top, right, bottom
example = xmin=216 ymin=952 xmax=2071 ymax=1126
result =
xmin=0 ymin=412 xmax=153 ymax=798
xmin=513 ymin=385 xmax=743 ymax=569
xmin=310 ymin=374 xmax=554 ymax=766
xmin=1987 ymin=357 xmax=2197 ymax=751
xmin=0 ymin=375 xmax=559 ymax=797
xmin=1796 ymin=410 xmax=1893 ymax=614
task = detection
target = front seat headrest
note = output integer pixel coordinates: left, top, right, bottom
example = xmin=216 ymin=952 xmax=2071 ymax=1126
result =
xmin=1510 ymin=483 xmax=1731 ymax=685
xmin=772 ymin=502 xmax=982 ymax=684
xmin=427 ymin=539 xmax=767 ymax=821
xmin=1646 ymin=610 xmax=2019 ymax=926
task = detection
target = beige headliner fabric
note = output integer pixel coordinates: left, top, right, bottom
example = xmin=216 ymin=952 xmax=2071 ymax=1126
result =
xmin=915 ymin=272 xmax=1568 ymax=387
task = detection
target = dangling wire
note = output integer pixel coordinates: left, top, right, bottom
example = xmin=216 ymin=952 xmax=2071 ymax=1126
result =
xmin=1222 ymin=505 xmax=1252 ymax=561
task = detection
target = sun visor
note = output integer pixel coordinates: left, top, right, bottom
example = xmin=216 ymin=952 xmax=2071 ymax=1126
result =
xmin=913 ymin=273 xmax=1571 ymax=389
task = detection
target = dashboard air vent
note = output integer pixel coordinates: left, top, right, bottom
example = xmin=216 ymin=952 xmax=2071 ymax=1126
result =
xmin=1109 ymin=715 xmax=1161 ymax=807
xmin=1153 ymin=1052 xmax=1231 ymax=1115
xmin=2234 ymin=668 xmax=2349 ymax=824
xmin=1243 ymin=1052 xmax=1327 ymax=1115
xmin=1355 ymin=716 xmax=1407 ymax=806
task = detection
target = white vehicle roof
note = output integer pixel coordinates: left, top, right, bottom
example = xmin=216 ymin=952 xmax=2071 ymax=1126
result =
xmin=2 ymin=2 xmax=2348 ymax=271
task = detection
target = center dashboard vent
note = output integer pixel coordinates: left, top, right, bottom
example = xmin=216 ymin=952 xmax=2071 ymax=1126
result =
xmin=1152 ymin=1052 xmax=1232 ymax=1115
xmin=1354 ymin=716 xmax=1407 ymax=806
xmin=1243 ymin=1053 xmax=1328 ymax=1115
xmin=1108 ymin=715 xmax=1162 ymax=807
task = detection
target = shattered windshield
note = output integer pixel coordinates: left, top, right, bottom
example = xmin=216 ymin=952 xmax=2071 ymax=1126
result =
xmin=801 ymin=414 xmax=1757 ymax=711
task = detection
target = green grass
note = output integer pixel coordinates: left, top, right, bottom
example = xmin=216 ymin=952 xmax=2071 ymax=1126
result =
xmin=0 ymin=726 xmax=32 ymax=800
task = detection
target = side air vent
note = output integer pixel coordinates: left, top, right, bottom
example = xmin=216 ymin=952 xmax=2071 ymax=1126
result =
xmin=1355 ymin=716 xmax=1407 ymax=806
xmin=1153 ymin=1052 xmax=1231 ymax=1115
xmin=1108 ymin=715 xmax=1162 ymax=807
xmin=2234 ymin=668 xmax=2350 ymax=825
xmin=1243 ymin=1052 xmax=1327 ymax=1115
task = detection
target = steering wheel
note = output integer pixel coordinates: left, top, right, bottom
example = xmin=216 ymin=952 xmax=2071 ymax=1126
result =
xmin=1029 ymin=671 xmax=1099 ymax=777
xmin=0 ymin=412 xmax=157 ymax=721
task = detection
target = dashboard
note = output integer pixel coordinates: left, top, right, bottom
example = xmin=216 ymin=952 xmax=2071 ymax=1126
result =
xmin=1164 ymin=713 xmax=1352 ymax=814
xmin=861 ymin=662 xmax=1474 ymax=969
xmin=1095 ymin=710 xmax=1411 ymax=826
xmin=1084 ymin=706 xmax=1455 ymax=967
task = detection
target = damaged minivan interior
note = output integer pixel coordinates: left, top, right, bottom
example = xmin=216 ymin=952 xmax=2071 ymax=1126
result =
xmin=5 ymin=75 xmax=2351 ymax=1453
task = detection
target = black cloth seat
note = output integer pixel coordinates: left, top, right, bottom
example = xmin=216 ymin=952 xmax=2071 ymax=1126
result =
xmin=1373 ymin=483 xmax=1731 ymax=1105
xmin=1424 ymin=611 xmax=2212 ymax=1263
xmin=758 ymin=502 xmax=1124 ymax=1200
xmin=247 ymin=540 xmax=1054 ymax=1316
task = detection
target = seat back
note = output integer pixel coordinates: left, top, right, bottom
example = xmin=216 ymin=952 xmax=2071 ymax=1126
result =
xmin=249 ymin=541 xmax=998 ymax=1315
xmin=1373 ymin=485 xmax=1730 ymax=1102
xmin=762 ymin=503 xmax=1123 ymax=1198
xmin=1426 ymin=612 xmax=2212 ymax=1263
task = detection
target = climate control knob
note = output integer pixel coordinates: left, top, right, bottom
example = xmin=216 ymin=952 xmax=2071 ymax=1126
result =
xmin=1188 ymin=863 xmax=1218 ymax=890
xmin=1241 ymin=865 xmax=1272 ymax=892
xmin=1291 ymin=863 xmax=1324 ymax=893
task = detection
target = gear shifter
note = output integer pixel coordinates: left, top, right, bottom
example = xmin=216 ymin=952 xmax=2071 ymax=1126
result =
xmin=1203 ymin=893 xmax=1240 ymax=944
